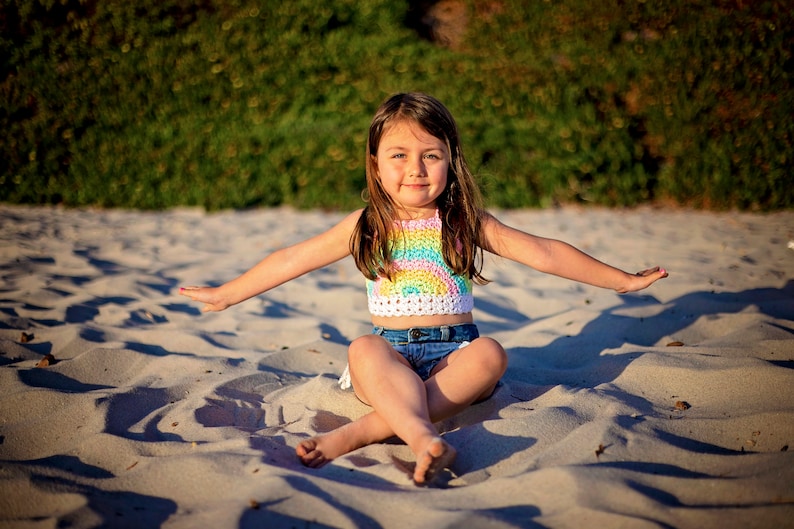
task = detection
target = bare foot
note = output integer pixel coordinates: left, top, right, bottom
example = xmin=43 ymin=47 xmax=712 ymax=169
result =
xmin=296 ymin=438 xmax=330 ymax=468
xmin=295 ymin=425 xmax=366 ymax=468
xmin=413 ymin=437 xmax=456 ymax=485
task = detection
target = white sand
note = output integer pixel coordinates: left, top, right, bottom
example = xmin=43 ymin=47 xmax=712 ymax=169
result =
xmin=1 ymin=204 xmax=792 ymax=528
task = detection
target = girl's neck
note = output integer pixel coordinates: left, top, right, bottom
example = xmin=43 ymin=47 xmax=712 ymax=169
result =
xmin=394 ymin=205 xmax=438 ymax=221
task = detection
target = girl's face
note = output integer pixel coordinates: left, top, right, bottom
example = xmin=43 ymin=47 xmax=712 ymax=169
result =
xmin=374 ymin=121 xmax=449 ymax=219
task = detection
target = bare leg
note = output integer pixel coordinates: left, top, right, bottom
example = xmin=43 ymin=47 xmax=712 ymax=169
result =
xmin=296 ymin=336 xmax=507 ymax=483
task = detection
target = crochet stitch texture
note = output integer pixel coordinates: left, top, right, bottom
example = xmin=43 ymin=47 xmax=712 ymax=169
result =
xmin=366 ymin=212 xmax=474 ymax=317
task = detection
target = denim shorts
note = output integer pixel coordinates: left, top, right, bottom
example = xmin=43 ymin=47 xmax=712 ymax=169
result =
xmin=375 ymin=323 xmax=480 ymax=381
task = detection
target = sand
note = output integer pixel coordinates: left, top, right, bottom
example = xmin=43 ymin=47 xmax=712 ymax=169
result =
xmin=1 ymin=204 xmax=792 ymax=528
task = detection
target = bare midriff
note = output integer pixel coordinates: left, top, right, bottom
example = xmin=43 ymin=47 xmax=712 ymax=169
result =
xmin=370 ymin=312 xmax=474 ymax=330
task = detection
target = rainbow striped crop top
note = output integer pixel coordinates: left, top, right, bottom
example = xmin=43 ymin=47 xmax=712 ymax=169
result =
xmin=366 ymin=211 xmax=474 ymax=317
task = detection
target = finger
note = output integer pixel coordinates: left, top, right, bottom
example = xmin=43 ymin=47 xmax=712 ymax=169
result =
xmin=636 ymin=266 xmax=664 ymax=277
xmin=644 ymin=268 xmax=667 ymax=280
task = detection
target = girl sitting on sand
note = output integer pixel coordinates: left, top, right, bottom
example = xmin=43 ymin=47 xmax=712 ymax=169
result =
xmin=180 ymin=92 xmax=667 ymax=485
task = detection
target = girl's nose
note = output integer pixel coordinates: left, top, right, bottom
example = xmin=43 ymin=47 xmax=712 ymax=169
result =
xmin=408 ymin=160 xmax=426 ymax=177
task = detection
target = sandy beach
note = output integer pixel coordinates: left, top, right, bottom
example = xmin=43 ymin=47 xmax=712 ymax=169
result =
xmin=1 ymin=204 xmax=792 ymax=528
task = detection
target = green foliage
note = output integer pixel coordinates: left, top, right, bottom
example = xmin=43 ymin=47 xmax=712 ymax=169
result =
xmin=1 ymin=0 xmax=792 ymax=210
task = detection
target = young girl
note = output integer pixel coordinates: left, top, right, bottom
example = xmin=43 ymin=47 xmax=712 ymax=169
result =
xmin=180 ymin=92 xmax=667 ymax=485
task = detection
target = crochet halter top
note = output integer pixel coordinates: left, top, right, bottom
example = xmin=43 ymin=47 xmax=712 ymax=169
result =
xmin=366 ymin=211 xmax=474 ymax=317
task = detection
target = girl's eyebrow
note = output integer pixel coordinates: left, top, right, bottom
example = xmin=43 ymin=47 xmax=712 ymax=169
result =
xmin=382 ymin=145 xmax=445 ymax=152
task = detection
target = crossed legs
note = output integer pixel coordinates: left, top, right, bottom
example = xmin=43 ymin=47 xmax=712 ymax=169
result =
xmin=295 ymin=334 xmax=507 ymax=484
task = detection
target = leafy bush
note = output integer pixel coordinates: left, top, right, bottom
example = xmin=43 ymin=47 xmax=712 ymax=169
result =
xmin=1 ymin=0 xmax=791 ymax=210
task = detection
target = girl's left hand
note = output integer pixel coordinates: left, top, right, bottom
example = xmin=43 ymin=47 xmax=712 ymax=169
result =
xmin=179 ymin=286 xmax=230 ymax=312
xmin=619 ymin=266 xmax=668 ymax=293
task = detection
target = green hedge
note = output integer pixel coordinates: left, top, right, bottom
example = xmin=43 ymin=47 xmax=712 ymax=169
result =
xmin=1 ymin=0 xmax=791 ymax=210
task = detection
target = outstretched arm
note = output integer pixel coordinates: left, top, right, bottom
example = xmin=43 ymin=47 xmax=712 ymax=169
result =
xmin=180 ymin=209 xmax=363 ymax=311
xmin=481 ymin=213 xmax=667 ymax=293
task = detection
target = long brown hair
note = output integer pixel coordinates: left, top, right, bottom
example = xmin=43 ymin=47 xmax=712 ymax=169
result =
xmin=350 ymin=93 xmax=488 ymax=284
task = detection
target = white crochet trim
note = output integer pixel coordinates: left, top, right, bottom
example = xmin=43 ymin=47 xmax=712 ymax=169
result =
xmin=338 ymin=340 xmax=472 ymax=390
xmin=368 ymin=294 xmax=474 ymax=317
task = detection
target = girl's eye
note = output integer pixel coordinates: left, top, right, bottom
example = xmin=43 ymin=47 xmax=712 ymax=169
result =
xmin=424 ymin=153 xmax=441 ymax=160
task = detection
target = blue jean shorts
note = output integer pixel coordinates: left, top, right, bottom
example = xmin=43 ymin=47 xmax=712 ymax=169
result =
xmin=337 ymin=323 xmax=480 ymax=390
xmin=375 ymin=323 xmax=480 ymax=380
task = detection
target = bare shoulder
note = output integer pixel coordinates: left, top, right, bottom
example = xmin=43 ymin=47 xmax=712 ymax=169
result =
xmin=334 ymin=208 xmax=365 ymax=235
xmin=479 ymin=210 xmax=500 ymax=231
xmin=342 ymin=208 xmax=366 ymax=224
xmin=284 ymin=208 xmax=365 ymax=265
xmin=479 ymin=211 xmax=513 ymax=251
xmin=315 ymin=208 xmax=364 ymax=248
xmin=479 ymin=210 xmax=544 ymax=259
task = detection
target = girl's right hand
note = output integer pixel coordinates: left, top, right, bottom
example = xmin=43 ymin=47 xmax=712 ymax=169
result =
xmin=179 ymin=286 xmax=230 ymax=312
